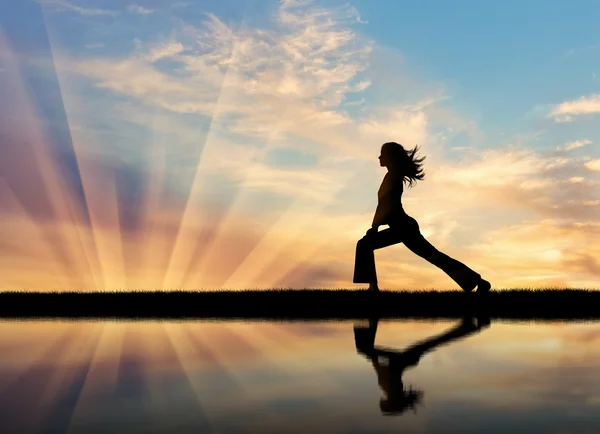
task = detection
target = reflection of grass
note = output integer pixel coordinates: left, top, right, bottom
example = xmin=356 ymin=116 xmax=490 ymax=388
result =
xmin=0 ymin=289 xmax=599 ymax=320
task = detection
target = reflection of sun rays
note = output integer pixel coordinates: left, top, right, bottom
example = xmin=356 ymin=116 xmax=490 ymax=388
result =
xmin=5 ymin=320 xmax=600 ymax=431
xmin=0 ymin=322 xmax=103 ymax=432
xmin=0 ymin=320 xmax=353 ymax=431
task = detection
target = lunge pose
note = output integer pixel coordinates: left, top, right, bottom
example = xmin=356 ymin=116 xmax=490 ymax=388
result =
xmin=353 ymin=142 xmax=491 ymax=292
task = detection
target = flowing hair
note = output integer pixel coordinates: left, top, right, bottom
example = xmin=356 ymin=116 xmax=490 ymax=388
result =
xmin=381 ymin=142 xmax=426 ymax=188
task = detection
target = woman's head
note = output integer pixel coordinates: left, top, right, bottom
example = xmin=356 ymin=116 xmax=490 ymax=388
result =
xmin=379 ymin=387 xmax=424 ymax=415
xmin=378 ymin=142 xmax=426 ymax=187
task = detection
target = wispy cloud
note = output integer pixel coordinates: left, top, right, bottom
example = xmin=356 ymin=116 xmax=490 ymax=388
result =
xmin=145 ymin=42 xmax=185 ymax=62
xmin=556 ymin=139 xmax=592 ymax=151
xmin=548 ymin=94 xmax=600 ymax=122
xmin=65 ymin=0 xmax=377 ymax=158
xmin=127 ymin=4 xmax=154 ymax=15
xmin=43 ymin=0 xmax=119 ymax=16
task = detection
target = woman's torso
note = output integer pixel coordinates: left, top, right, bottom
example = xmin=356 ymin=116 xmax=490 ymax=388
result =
xmin=378 ymin=172 xmax=410 ymax=224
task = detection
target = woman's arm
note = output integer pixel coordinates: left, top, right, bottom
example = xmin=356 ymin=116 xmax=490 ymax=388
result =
xmin=371 ymin=202 xmax=387 ymax=229
xmin=372 ymin=189 xmax=402 ymax=229
xmin=370 ymin=174 xmax=402 ymax=232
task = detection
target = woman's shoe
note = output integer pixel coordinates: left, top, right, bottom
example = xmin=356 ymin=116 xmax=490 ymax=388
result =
xmin=476 ymin=278 xmax=491 ymax=293
xmin=368 ymin=282 xmax=380 ymax=292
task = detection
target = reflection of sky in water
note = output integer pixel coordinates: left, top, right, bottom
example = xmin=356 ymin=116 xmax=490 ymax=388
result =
xmin=1 ymin=320 xmax=600 ymax=433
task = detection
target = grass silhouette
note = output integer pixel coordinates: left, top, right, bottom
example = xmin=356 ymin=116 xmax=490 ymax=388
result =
xmin=0 ymin=289 xmax=599 ymax=320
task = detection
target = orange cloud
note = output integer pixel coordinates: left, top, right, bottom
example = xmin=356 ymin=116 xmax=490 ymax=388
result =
xmin=548 ymin=93 xmax=600 ymax=122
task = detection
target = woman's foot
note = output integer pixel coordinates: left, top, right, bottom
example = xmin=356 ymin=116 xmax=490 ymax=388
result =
xmin=368 ymin=282 xmax=380 ymax=292
xmin=476 ymin=278 xmax=491 ymax=293
xmin=463 ymin=276 xmax=491 ymax=293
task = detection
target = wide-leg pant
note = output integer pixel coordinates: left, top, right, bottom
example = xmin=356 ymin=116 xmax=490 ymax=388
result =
xmin=353 ymin=215 xmax=481 ymax=291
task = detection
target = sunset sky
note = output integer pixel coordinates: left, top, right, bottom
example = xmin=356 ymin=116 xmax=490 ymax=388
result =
xmin=1 ymin=0 xmax=599 ymax=290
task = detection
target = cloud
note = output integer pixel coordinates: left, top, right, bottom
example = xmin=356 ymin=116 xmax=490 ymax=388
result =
xmin=43 ymin=0 xmax=119 ymax=16
xmin=127 ymin=4 xmax=154 ymax=15
xmin=585 ymin=159 xmax=600 ymax=172
xmin=554 ymin=115 xmax=574 ymax=123
xmin=439 ymin=149 xmax=599 ymax=217
xmin=556 ymin=139 xmax=592 ymax=152
xmin=60 ymin=0 xmax=392 ymax=170
xmin=436 ymin=149 xmax=548 ymax=188
xmin=548 ymin=94 xmax=600 ymax=122
xmin=357 ymin=106 xmax=428 ymax=146
xmin=67 ymin=2 xmax=372 ymax=123
xmin=279 ymin=0 xmax=314 ymax=9
xmin=145 ymin=42 xmax=185 ymax=62
xmin=464 ymin=219 xmax=600 ymax=288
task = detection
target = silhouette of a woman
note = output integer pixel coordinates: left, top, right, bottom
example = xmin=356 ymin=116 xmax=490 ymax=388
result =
xmin=353 ymin=142 xmax=491 ymax=292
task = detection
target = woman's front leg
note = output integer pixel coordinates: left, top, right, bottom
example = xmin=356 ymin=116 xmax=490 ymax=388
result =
xmin=353 ymin=228 xmax=404 ymax=290
xmin=353 ymin=235 xmax=379 ymax=288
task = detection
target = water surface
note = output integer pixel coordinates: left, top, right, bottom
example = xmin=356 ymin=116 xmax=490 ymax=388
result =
xmin=1 ymin=319 xmax=599 ymax=433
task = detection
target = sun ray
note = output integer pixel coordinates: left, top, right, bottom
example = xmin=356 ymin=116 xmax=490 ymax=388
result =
xmin=159 ymin=53 xmax=242 ymax=290
xmin=179 ymin=116 xmax=292 ymax=289
xmin=134 ymin=139 xmax=171 ymax=289
xmin=221 ymin=161 xmax=372 ymax=289
xmin=0 ymin=181 xmax=68 ymax=290
xmin=0 ymin=29 xmax=101 ymax=290
xmin=40 ymin=6 xmax=130 ymax=290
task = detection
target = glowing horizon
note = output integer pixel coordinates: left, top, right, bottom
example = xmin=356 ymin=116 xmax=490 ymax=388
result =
xmin=1 ymin=0 xmax=599 ymax=291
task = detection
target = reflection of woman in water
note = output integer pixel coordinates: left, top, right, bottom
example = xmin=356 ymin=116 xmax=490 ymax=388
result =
xmin=354 ymin=317 xmax=490 ymax=415
xmin=371 ymin=353 xmax=423 ymax=415
xmin=353 ymin=142 xmax=491 ymax=292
